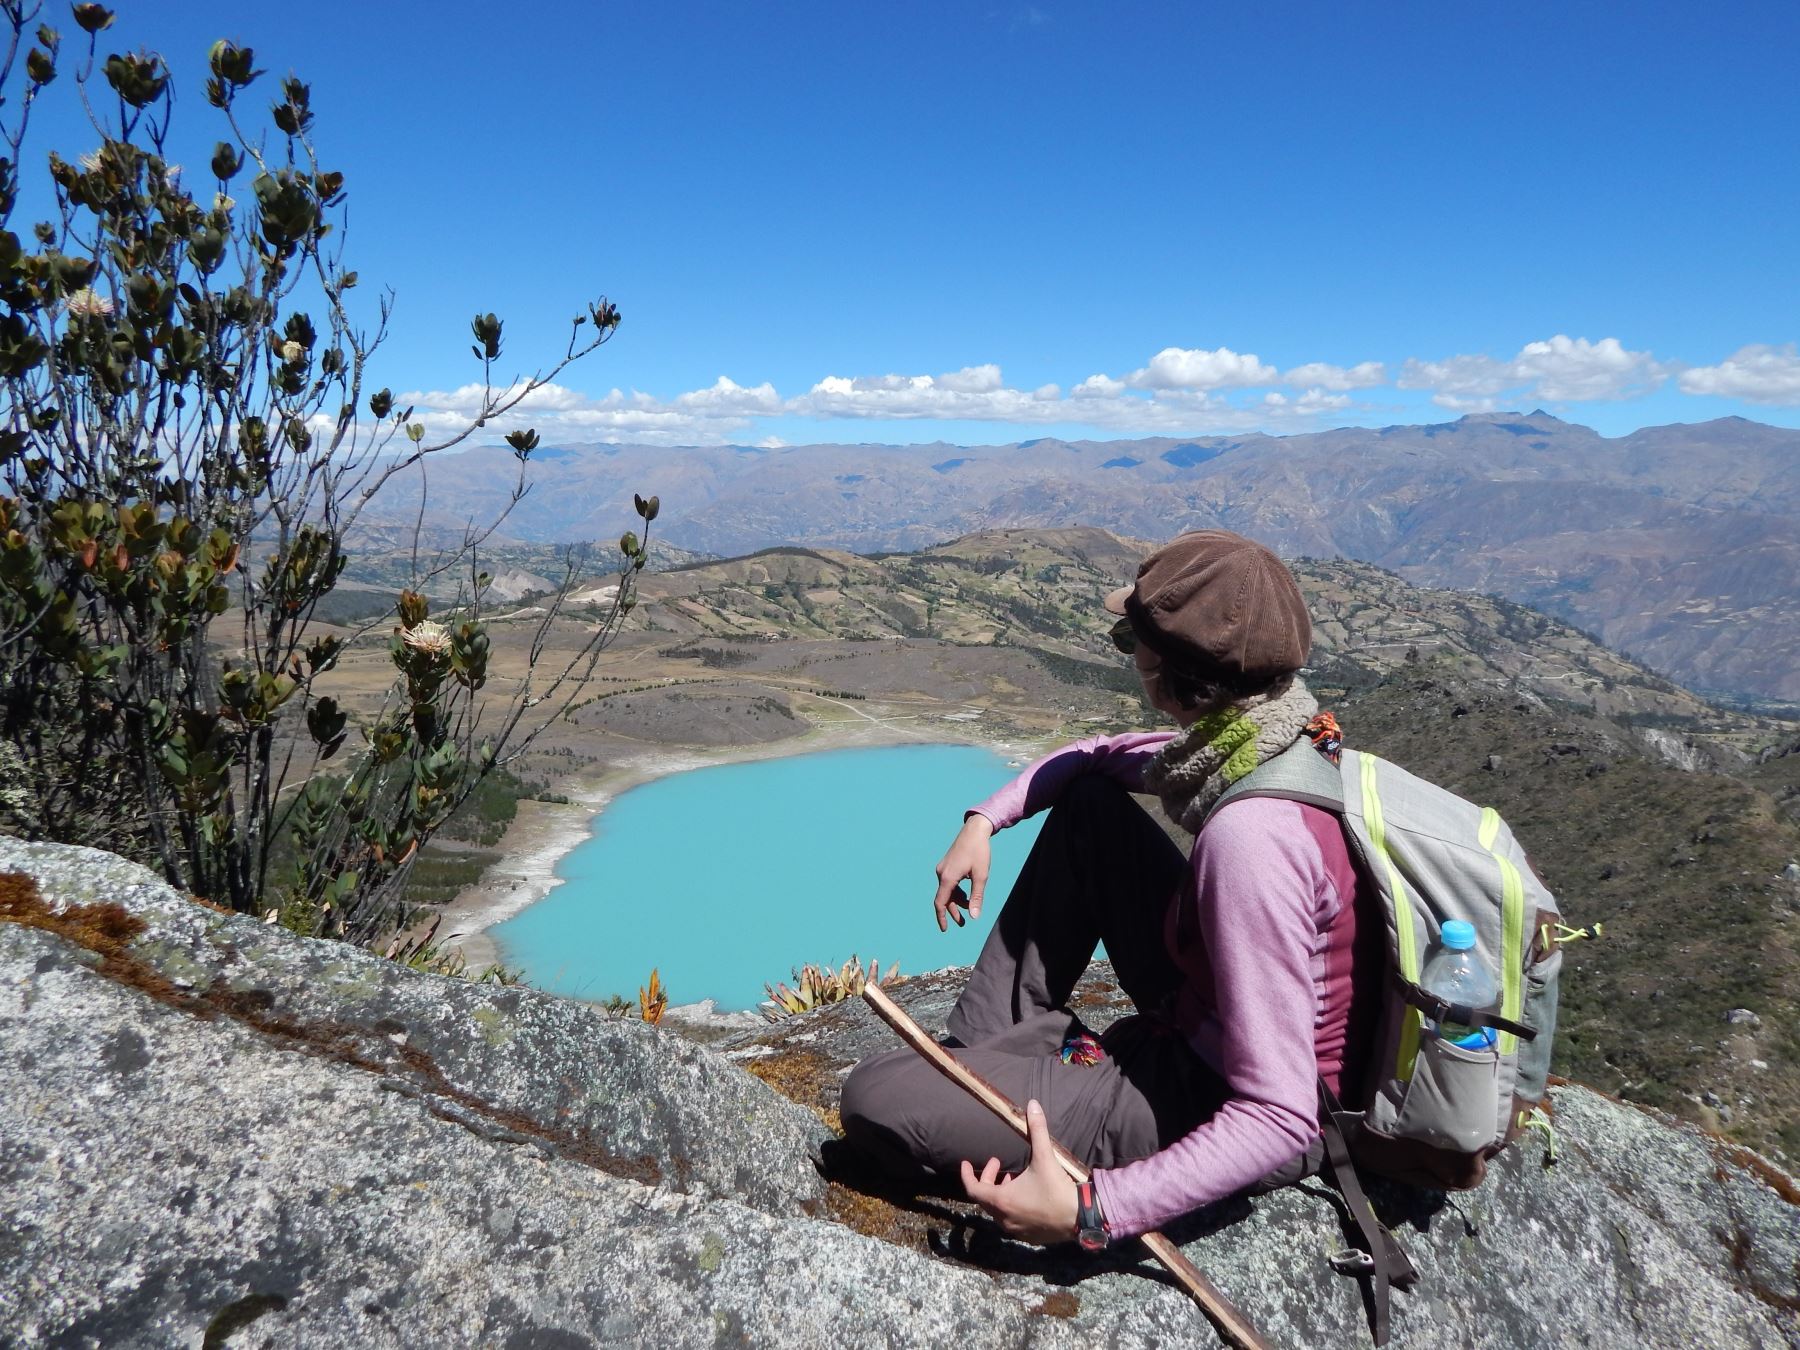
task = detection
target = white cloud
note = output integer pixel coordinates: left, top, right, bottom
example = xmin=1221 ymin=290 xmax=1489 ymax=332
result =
xmin=391 ymin=354 xmax=1384 ymax=447
xmin=397 ymin=379 xmax=772 ymax=447
xmin=1514 ymin=336 xmax=1663 ymax=401
xmin=401 ymin=380 xmax=597 ymax=415
xmin=793 ymin=364 xmax=1297 ymax=433
xmin=671 ymin=375 xmax=782 ymax=414
xmin=1398 ymin=353 xmax=1510 ymax=399
xmin=1126 ymin=346 xmax=1279 ymax=391
xmin=936 ymin=364 xmax=1004 ymax=393
xmin=1430 ymin=393 xmax=1499 ymax=414
xmin=1266 ymin=388 xmax=1352 ymax=412
xmin=1398 ymin=335 xmax=1666 ymax=405
xmin=389 ymin=330 xmax=1795 ymax=450
xmin=1072 ymin=373 xmax=1126 ymax=398
xmin=800 ymin=368 xmax=1047 ymax=421
xmin=1678 ymin=344 xmax=1800 ymax=404
xmin=1282 ymin=360 xmax=1386 ymax=391
xmin=390 ymin=342 xmax=1389 ymax=450
xmin=1294 ymin=388 xmax=1353 ymax=414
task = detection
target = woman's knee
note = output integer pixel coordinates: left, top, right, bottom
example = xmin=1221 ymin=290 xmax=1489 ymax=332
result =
xmin=1058 ymin=772 xmax=1132 ymax=814
xmin=840 ymin=1050 xmax=923 ymax=1143
xmin=838 ymin=1052 xmax=891 ymax=1134
xmin=1045 ymin=774 xmax=1182 ymax=876
xmin=1049 ymin=774 xmax=1152 ymax=839
xmin=840 ymin=1051 xmax=933 ymax=1173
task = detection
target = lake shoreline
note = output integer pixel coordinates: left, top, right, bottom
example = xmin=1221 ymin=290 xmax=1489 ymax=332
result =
xmin=440 ymin=713 xmax=1050 ymax=973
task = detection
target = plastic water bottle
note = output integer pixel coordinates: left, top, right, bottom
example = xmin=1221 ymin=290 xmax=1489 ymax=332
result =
xmin=1419 ymin=920 xmax=1497 ymax=1050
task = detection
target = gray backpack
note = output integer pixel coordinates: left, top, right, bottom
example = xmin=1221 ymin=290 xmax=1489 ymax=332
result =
xmin=1215 ymin=739 xmax=1583 ymax=1343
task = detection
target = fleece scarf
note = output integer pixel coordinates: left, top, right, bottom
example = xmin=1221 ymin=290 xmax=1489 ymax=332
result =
xmin=1142 ymin=678 xmax=1321 ymax=834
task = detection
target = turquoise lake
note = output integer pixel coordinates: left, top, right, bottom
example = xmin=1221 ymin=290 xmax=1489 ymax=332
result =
xmin=491 ymin=743 xmax=1047 ymax=1012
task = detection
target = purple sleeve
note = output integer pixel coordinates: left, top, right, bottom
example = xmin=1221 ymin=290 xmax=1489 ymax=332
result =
xmin=1092 ymin=797 xmax=1326 ymax=1238
xmin=966 ymin=731 xmax=1175 ymax=831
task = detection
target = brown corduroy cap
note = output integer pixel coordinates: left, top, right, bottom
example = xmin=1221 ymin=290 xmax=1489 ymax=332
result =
xmin=1104 ymin=530 xmax=1311 ymax=683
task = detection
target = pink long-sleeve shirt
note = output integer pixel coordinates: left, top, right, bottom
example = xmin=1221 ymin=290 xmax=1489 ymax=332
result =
xmin=968 ymin=731 xmax=1375 ymax=1239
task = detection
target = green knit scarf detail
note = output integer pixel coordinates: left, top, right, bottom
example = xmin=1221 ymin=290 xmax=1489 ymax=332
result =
xmin=1186 ymin=707 xmax=1263 ymax=784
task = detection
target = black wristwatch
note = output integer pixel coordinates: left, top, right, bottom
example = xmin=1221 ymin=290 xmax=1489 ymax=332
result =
xmin=1076 ymin=1179 xmax=1110 ymax=1251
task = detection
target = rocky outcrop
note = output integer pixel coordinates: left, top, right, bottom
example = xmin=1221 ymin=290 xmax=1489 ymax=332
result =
xmin=3 ymin=839 xmax=1798 ymax=1347
xmin=1637 ymin=726 xmax=1725 ymax=774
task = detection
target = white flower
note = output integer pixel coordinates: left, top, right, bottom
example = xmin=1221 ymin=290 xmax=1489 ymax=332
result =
xmin=401 ymin=621 xmax=451 ymax=657
xmin=78 ymin=150 xmax=104 ymax=173
xmin=280 ymin=340 xmax=306 ymax=365
xmin=62 ymin=288 xmax=114 ymax=319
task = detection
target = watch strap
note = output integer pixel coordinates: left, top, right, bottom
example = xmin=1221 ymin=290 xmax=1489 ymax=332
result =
xmin=1076 ymin=1178 xmax=1109 ymax=1250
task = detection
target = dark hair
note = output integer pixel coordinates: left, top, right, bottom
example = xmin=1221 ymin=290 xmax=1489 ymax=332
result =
xmin=1159 ymin=662 xmax=1290 ymax=712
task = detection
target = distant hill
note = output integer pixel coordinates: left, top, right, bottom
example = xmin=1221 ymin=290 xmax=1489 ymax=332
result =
xmin=356 ymin=413 xmax=1800 ymax=704
xmin=620 ymin=526 xmax=1766 ymax=751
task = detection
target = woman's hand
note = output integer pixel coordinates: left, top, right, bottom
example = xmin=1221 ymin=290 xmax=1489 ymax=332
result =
xmin=933 ymin=812 xmax=993 ymax=931
xmin=960 ymin=1099 xmax=1079 ymax=1245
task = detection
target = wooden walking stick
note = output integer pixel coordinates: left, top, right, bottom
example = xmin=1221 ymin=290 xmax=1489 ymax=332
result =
xmin=862 ymin=983 xmax=1274 ymax=1350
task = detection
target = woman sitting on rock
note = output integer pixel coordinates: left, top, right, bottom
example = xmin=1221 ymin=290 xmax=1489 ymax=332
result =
xmin=841 ymin=529 xmax=1380 ymax=1248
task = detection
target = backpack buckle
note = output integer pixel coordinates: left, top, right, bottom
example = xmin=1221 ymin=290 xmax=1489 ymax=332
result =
xmin=1329 ymin=1247 xmax=1377 ymax=1277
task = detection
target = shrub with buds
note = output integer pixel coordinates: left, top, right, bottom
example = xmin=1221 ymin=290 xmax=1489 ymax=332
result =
xmin=0 ymin=9 xmax=654 ymax=948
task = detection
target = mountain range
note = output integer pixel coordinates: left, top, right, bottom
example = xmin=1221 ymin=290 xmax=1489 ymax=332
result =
xmin=359 ymin=412 xmax=1800 ymax=704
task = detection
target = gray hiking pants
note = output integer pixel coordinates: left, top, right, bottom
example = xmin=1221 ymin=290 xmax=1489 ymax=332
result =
xmin=840 ymin=776 xmax=1230 ymax=1179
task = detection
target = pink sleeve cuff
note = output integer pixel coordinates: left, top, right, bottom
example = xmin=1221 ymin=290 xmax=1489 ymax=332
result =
xmin=966 ymin=731 xmax=1173 ymax=831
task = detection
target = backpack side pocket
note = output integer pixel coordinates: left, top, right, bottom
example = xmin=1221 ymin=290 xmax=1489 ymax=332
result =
xmin=1391 ymin=1034 xmax=1501 ymax=1153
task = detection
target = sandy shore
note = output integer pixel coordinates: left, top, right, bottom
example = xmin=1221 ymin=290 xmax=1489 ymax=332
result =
xmin=440 ymin=712 xmax=1048 ymax=971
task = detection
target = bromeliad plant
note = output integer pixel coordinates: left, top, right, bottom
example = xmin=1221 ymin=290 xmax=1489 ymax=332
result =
xmin=0 ymin=4 xmax=654 ymax=941
xmin=760 ymin=956 xmax=903 ymax=1022
xmin=638 ymin=968 xmax=667 ymax=1026
xmin=381 ymin=912 xmax=521 ymax=986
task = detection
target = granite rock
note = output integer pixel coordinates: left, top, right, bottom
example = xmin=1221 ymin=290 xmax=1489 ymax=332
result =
xmin=3 ymin=840 xmax=1797 ymax=1347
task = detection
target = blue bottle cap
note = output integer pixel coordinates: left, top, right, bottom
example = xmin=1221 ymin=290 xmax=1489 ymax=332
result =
xmin=1440 ymin=920 xmax=1476 ymax=950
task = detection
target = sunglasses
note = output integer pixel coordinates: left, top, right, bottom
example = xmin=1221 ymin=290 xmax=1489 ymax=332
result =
xmin=1108 ymin=618 xmax=1137 ymax=655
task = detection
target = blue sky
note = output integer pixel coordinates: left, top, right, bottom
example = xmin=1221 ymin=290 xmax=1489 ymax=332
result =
xmin=22 ymin=0 xmax=1800 ymax=445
